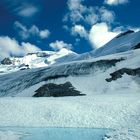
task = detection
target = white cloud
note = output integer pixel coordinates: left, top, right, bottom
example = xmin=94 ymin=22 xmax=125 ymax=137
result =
xmin=39 ymin=30 xmax=50 ymax=39
xmin=3 ymin=0 xmax=39 ymax=18
xmin=21 ymin=42 xmax=41 ymax=53
xmin=49 ymin=40 xmax=72 ymax=51
xmin=29 ymin=25 xmax=40 ymax=36
xmin=0 ymin=36 xmax=41 ymax=60
xmin=64 ymin=0 xmax=115 ymax=25
xmin=99 ymin=7 xmax=115 ymax=23
xmin=63 ymin=0 xmax=97 ymax=25
xmin=89 ymin=23 xmax=120 ymax=48
xmin=14 ymin=21 xmax=29 ymax=40
xmin=0 ymin=36 xmax=21 ymax=59
xmin=105 ymin=0 xmax=129 ymax=5
xmin=71 ymin=25 xmax=88 ymax=39
xmin=70 ymin=23 xmax=121 ymax=49
xmin=64 ymin=0 xmax=129 ymax=50
xmin=85 ymin=11 xmax=99 ymax=25
xmin=14 ymin=21 xmax=50 ymax=40
xmin=68 ymin=0 xmax=83 ymax=11
xmin=16 ymin=5 xmax=39 ymax=17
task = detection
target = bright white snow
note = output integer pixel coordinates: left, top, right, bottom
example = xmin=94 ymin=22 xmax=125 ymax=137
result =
xmin=0 ymin=31 xmax=140 ymax=139
xmin=0 ymin=93 xmax=140 ymax=128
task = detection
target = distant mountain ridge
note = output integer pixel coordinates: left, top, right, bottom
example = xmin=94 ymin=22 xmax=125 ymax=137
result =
xmin=0 ymin=30 xmax=140 ymax=75
xmin=0 ymin=48 xmax=78 ymax=74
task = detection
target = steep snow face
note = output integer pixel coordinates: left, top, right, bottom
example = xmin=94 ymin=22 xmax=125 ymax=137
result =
xmin=75 ymin=30 xmax=140 ymax=60
xmin=92 ymin=30 xmax=140 ymax=57
xmin=0 ymin=49 xmax=140 ymax=97
xmin=0 ymin=58 xmax=123 ymax=96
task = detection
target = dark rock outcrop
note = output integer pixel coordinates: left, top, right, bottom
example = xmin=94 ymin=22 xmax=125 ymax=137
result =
xmin=37 ymin=52 xmax=51 ymax=57
xmin=0 ymin=58 xmax=124 ymax=96
xmin=43 ymin=58 xmax=124 ymax=80
xmin=133 ymin=43 xmax=140 ymax=50
xmin=1 ymin=58 xmax=12 ymax=65
xmin=19 ymin=64 xmax=30 ymax=70
xmin=44 ymin=75 xmax=69 ymax=81
xmin=116 ymin=30 xmax=134 ymax=39
xmin=106 ymin=68 xmax=140 ymax=82
xmin=33 ymin=82 xmax=85 ymax=97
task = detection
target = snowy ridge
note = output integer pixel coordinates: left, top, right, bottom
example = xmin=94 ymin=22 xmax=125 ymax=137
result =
xmin=0 ymin=49 xmax=140 ymax=97
xmin=92 ymin=30 xmax=140 ymax=57
xmin=0 ymin=48 xmax=78 ymax=75
xmin=76 ymin=30 xmax=140 ymax=60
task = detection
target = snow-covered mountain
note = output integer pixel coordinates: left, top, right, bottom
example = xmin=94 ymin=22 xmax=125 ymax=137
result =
xmin=77 ymin=30 xmax=140 ymax=59
xmin=0 ymin=48 xmax=78 ymax=75
xmin=1 ymin=30 xmax=140 ymax=75
xmin=92 ymin=30 xmax=140 ymax=57
xmin=0 ymin=47 xmax=140 ymax=97
xmin=0 ymin=30 xmax=140 ymax=97
xmin=0 ymin=30 xmax=140 ymax=98
xmin=0 ymin=30 xmax=140 ymax=139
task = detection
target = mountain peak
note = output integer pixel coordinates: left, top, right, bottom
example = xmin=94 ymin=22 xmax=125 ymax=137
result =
xmin=116 ymin=30 xmax=134 ymax=39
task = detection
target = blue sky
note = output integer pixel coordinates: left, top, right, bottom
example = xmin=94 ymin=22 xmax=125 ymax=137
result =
xmin=0 ymin=0 xmax=140 ymax=59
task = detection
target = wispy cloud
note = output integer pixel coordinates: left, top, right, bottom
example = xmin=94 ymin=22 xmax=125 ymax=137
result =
xmin=4 ymin=0 xmax=39 ymax=18
xmin=104 ymin=0 xmax=129 ymax=5
xmin=99 ymin=7 xmax=115 ymax=23
xmin=14 ymin=21 xmax=50 ymax=40
xmin=63 ymin=0 xmax=115 ymax=25
xmin=49 ymin=40 xmax=72 ymax=51
xmin=15 ymin=4 xmax=39 ymax=17
xmin=39 ymin=30 xmax=50 ymax=39
xmin=71 ymin=25 xmax=88 ymax=39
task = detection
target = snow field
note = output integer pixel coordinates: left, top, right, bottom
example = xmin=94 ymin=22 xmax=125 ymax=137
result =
xmin=0 ymin=93 xmax=140 ymax=128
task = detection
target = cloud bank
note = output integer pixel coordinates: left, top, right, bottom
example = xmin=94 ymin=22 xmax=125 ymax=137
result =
xmin=0 ymin=36 xmax=41 ymax=60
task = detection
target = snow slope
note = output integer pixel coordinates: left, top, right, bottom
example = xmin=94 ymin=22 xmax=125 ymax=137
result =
xmin=92 ymin=30 xmax=140 ymax=57
xmin=0 ymin=49 xmax=140 ymax=97
xmin=76 ymin=30 xmax=140 ymax=60
xmin=0 ymin=30 xmax=140 ymax=139
xmin=0 ymin=49 xmax=140 ymax=129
